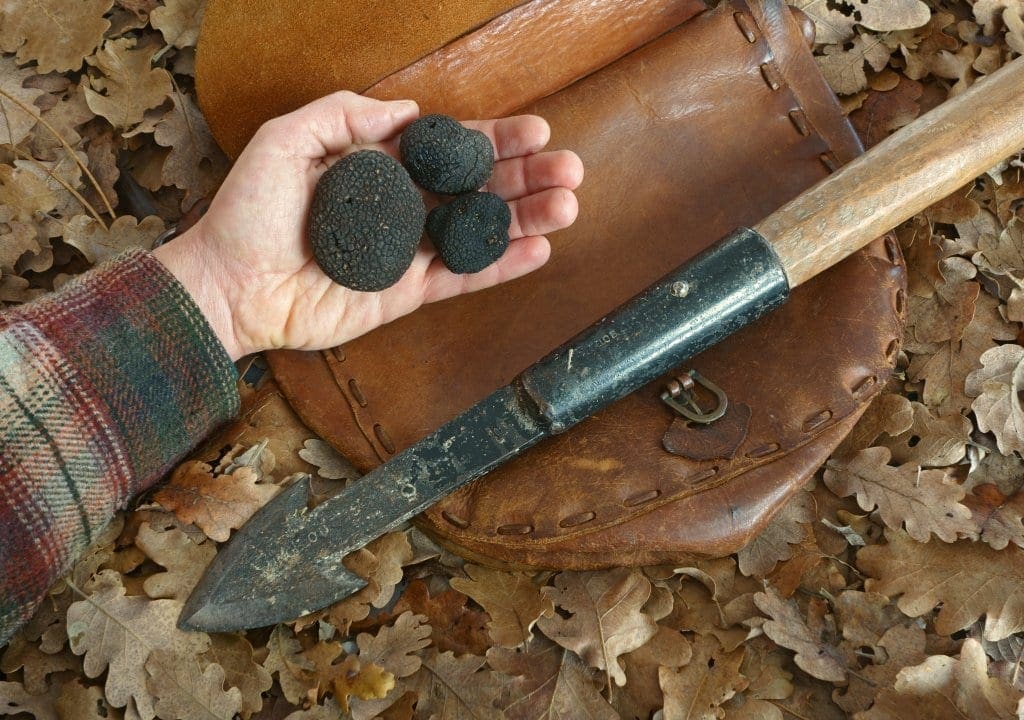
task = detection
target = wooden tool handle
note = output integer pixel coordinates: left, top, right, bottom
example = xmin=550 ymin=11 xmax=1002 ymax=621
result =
xmin=756 ymin=55 xmax=1024 ymax=287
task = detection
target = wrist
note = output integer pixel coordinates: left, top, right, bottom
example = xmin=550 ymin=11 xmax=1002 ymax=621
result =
xmin=152 ymin=228 xmax=247 ymax=361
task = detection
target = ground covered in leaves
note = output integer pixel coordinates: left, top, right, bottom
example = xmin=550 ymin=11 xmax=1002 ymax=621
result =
xmin=2 ymin=0 xmax=1024 ymax=718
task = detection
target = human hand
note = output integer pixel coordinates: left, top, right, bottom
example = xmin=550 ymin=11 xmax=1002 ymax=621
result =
xmin=153 ymin=92 xmax=584 ymax=360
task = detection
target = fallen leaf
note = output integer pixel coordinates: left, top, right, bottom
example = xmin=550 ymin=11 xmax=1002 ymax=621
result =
xmin=449 ymin=565 xmax=554 ymax=648
xmin=791 ymin=0 xmax=930 ymax=44
xmin=355 ymin=612 xmax=432 ymax=681
xmin=658 ymin=634 xmax=748 ymax=720
xmin=54 ymin=679 xmax=115 ymax=720
xmin=823 ymin=447 xmax=972 ymax=542
xmin=297 ymin=439 xmax=358 ymax=481
xmin=857 ymin=639 xmax=1022 ymax=719
xmin=617 ymin=626 xmax=692 ymax=720
xmin=201 ymin=634 xmax=272 ymax=719
xmin=816 ymin=35 xmax=892 ymax=96
xmin=488 ymin=636 xmax=618 ymax=720
xmin=84 ymin=38 xmax=172 ymax=129
xmin=0 ymin=636 xmax=78 ymax=695
xmin=835 ymin=393 xmax=914 ymax=459
xmin=975 ymin=0 xmax=1024 ymax=54
xmin=0 ymin=0 xmax=113 ymax=73
xmin=65 ymin=570 xmax=210 ymax=720
xmin=135 ymin=522 xmax=216 ymax=601
xmin=964 ymin=483 xmax=1024 ymax=550
xmin=262 ymin=626 xmax=316 ymax=708
xmin=151 ymin=92 xmax=229 ymax=204
xmin=859 ymin=529 xmax=1024 ymax=641
xmin=0 ymin=681 xmax=58 ymax=720
xmin=150 ymin=0 xmax=205 ymax=49
xmin=63 ymin=214 xmax=166 ymax=264
xmin=737 ymin=490 xmax=815 ymax=578
xmin=833 ymin=624 xmax=927 ymax=714
xmin=880 ymin=402 xmax=972 ymax=467
xmin=402 ymin=650 xmax=504 ymax=719
xmin=754 ymin=587 xmax=847 ymax=683
xmin=385 ymin=579 xmax=491 ymax=656
xmin=146 ymin=650 xmax=242 ymax=720
xmin=154 ymin=461 xmax=279 ymax=542
xmin=536 ymin=568 xmax=658 ymax=688
xmin=966 ymin=344 xmax=1024 ymax=454
xmin=0 ymin=57 xmax=46 ymax=147
xmin=721 ymin=636 xmax=793 ymax=720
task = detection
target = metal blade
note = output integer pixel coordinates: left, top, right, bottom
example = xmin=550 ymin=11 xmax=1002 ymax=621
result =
xmin=179 ymin=385 xmax=545 ymax=632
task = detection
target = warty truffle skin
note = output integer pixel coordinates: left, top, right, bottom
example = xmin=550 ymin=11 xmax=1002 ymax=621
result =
xmin=426 ymin=191 xmax=511 ymax=274
xmin=399 ymin=114 xmax=495 ymax=195
xmin=308 ymin=150 xmax=426 ymax=292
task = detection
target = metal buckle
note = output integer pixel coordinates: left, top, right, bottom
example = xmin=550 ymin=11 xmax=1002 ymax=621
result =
xmin=661 ymin=370 xmax=728 ymax=424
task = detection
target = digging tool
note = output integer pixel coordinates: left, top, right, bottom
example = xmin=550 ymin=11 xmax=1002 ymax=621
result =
xmin=180 ymin=55 xmax=1024 ymax=633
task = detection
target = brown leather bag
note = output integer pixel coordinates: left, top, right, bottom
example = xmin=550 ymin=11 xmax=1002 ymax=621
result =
xmin=196 ymin=0 xmax=906 ymax=569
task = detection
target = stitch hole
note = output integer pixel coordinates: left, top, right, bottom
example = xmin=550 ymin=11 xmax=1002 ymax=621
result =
xmin=760 ymin=63 xmax=782 ymax=91
xmin=624 ymin=489 xmax=661 ymax=507
xmin=885 ymin=235 xmax=900 ymax=264
xmin=803 ymin=409 xmax=833 ymax=433
xmin=886 ymin=338 xmax=900 ymax=361
xmin=373 ymin=424 xmax=396 ymax=454
xmin=442 ymin=511 xmax=469 ymax=529
xmin=331 ymin=347 xmax=346 ymax=362
xmin=852 ymin=375 xmax=878 ymax=397
xmin=895 ymin=289 xmax=906 ymax=315
xmin=348 ymin=378 xmax=368 ymax=407
xmin=559 ymin=511 xmax=597 ymax=528
xmin=788 ymin=109 xmax=810 ymax=137
xmin=733 ymin=12 xmax=758 ymax=42
xmin=688 ymin=467 xmax=719 ymax=484
xmin=819 ymin=152 xmax=839 ymax=172
xmin=746 ymin=443 xmax=781 ymax=459
xmin=497 ymin=523 xmax=534 ymax=536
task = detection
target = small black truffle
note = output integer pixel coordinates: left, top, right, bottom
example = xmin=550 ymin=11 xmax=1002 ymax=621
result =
xmin=399 ymin=114 xmax=495 ymax=195
xmin=426 ymin=192 xmax=511 ymax=274
xmin=309 ymin=150 xmax=426 ymax=292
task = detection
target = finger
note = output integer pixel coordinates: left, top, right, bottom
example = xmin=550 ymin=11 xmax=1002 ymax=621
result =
xmin=485 ymin=150 xmax=585 ymax=201
xmin=463 ymin=115 xmax=551 ymax=160
xmin=420 ymin=236 xmax=551 ymax=305
xmin=258 ymin=92 xmax=419 ymax=159
xmin=509 ymin=187 xmax=579 ymax=239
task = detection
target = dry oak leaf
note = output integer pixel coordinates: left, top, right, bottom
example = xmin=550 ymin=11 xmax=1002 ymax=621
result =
xmin=882 ymin=402 xmax=972 ymax=468
xmin=151 ymin=92 xmax=229 ymax=203
xmin=300 ymin=642 xmax=394 ymax=714
xmin=737 ymin=489 xmax=814 ymax=578
xmin=816 ymin=35 xmax=892 ymax=96
xmin=616 ymin=626 xmax=693 ymax=720
xmin=262 ymin=625 xmax=316 ymax=708
xmin=146 ymin=649 xmax=243 ymax=720
xmin=135 ymin=522 xmax=216 ymax=601
xmin=488 ymin=635 xmax=618 ymax=720
xmin=536 ymin=568 xmax=658 ymax=688
xmin=355 ymin=612 xmax=432 ymax=680
xmin=0 ymin=681 xmax=57 ymax=720
xmin=859 ymin=529 xmax=1024 ymax=642
xmin=54 ymin=680 xmax=115 ymax=720
xmin=721 ymin=636 xmax=793 ymax=720
xmin=754 ymin=587 xmax=847 ymax=683
xmin=823 ymin=446 xmax=972 ymax=543
xmin=0 ymin=56 xmax=46 ymax=147
xmin=0 ymin=0 xmax=113 ymax=73
xmin=0 ymin=635 xmax=78 ymax=695
xmin=384 ymin=578 xmax=491 ymax=657
xmin=150 ymin=0 xmax=205 ymax=49
xmin=84 ymin=38 xmax=172 ymax=129
xmin=964 ymin=483 xmax=1024 ymax=550
xmin=403 ymin=649 xmax=505 ymax=720
xmin=201 ymin=634 xmax=272 ymax=719
xmin=833 ymin=624 xmax=927 ymax=715
xmin=154 ymin=461 xmax=279 ymax=542
xmin=449 ymin=565 xmax=554 ymax=648
xmin=657 ymin=634 xmax=748 ymax=720
xmin=966 ymin=344 xmax=1024 ymax=455
xmin=298 ymin=439 xmax=358 ymax=481
xmin=64 ymin=214 xmax=166 ymax=265
xmin=790 ymin=0 xmax=929 ymax=44
xmin=65 ymin=570 xmax=210 ymax=720
xmin=975 ymin=0 xmax=1024 ymax=54
xmin=974 ymin=218 xmax=1024 ymax=281
xmin=909 ymin=289 xmax=1018 ymax=416
xmin=834 ymin=393 xmax=914 ymax=459
xmin=856 ymin=639 xmax=1023 ymax=719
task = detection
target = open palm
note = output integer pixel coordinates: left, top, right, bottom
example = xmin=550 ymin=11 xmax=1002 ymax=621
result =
xmin=154 ymin=92 xmax=583 ymax=360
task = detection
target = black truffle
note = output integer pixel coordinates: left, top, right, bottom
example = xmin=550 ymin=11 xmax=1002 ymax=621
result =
xmin=399 ymin=114 xmax=495 ymax=195
xmin=426 ymin=192 xmax=511 ymax=274
xmin=309 ymin=150 xmax=426 ymax=292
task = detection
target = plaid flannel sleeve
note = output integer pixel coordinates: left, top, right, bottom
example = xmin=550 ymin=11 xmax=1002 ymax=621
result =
xmin=0 ymin=248 xmax=239 ymax=645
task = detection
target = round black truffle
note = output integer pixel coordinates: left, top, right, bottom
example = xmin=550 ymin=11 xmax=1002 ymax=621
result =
xmin=426 ymin=192 xmax=511 ymax=274
xmin=399 ymin=114 xmax=495 ymax=195
xmin=309 ymin=150 xmax=426 ymax=292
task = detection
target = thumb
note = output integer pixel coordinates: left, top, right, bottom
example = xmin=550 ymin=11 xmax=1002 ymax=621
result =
xmin=259 ymin=91 xmax=419 ymax=159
